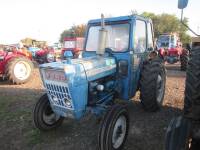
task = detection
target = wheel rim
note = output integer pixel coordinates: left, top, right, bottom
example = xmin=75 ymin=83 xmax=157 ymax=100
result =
xmin=13 ymin=61 xmax=31 ymax=80
xmin=156 ymin=74 xmax=164 ymax=103
xmin=42 ymin=104 xmax=60 ymax=125
xmin=112 ymin=115 xmax=127 ymax=149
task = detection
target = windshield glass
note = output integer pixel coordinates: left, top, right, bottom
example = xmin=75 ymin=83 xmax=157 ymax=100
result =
xmin=64 ymin=41 xmax=76 ymax=49
xmin=157 ymin=35 xmax=170 ymax=47
xmin=86 ymin=23 xmax=129 ymax=52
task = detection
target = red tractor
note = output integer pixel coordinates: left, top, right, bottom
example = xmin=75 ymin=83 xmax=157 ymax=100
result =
xmin=61 ymin=37 xmax=84 ymax=59
xmin=0 ymin=45 xmax=33 ymax=84
xmin=157 ymin=33 xmax=189 ymax=70
xmin=34 ymin=46 xmax=56 ymax=64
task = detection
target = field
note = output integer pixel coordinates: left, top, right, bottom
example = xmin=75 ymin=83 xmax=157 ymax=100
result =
xmin=0 ymin=63 xmax=186 ymax=150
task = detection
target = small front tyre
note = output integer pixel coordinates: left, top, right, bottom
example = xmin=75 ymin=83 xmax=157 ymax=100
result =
xmin=98 ymin=104 xmax=129 ymax=150
xmin=33 ymin=94 xmax=64 ymax=131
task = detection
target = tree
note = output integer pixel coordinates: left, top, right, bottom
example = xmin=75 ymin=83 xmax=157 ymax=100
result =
xmin=141 ymin=12 xmax=190 ymax=43
xmin=60 ymin=24 xmax=86 ymax=43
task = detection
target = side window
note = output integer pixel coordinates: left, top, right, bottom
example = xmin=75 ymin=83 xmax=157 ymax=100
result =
xmin=134 ymin=20 xmax=147 ymax=53
xmin=147 ymin=23 xmax=153 ymax=49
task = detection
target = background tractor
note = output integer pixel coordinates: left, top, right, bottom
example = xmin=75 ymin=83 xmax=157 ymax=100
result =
xmin=21 ymin=38 xmax=57 ymax=64
xmin=157 ymin=33 xmax=189 ymax=70
xmin=0 ymin=45 xmax=33 ymax=84
xmin=33 ymin=14 xmax=166 ymax=150
xmin=165 ymin=0 xmax=200 ymax=149
xmin=61 ymin=37 xmax=84 ymax=59
xmin=33 ymin=46 xmax=57 ymax=64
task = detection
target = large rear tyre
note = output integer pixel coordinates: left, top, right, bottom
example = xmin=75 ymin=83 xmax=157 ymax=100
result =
xmin=180 ymin=49 xmax=189 ymax=71
xmin=98 ymin=104 xmax=129 ymax=150
xmin=184 ymin=47 xmax=200 ymax=120
xmin=33 ymin=94 xmax=64 ymax=131
xmin=5 ymin=57 xmax=33 ymax=84
xmin=140 ymin=58 xmax=166 ymax=112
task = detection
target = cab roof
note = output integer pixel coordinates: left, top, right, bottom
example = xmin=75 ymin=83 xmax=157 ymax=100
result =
xmin=88 ymin=15 xmax=152 ymax=24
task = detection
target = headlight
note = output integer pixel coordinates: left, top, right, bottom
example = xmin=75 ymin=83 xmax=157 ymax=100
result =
xmin=51 ymin=95 xmax=59 ymax=104
xmin=64 ymin=98 xmax=72 ymax=108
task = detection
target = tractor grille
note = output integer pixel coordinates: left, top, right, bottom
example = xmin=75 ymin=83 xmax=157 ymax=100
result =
xmin=45 ymin=83 xmax=73 ymax=109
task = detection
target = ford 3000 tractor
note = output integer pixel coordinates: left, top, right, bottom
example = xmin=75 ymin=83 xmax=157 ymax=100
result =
xmin=33 ymin=14 xmax=166 ymax=150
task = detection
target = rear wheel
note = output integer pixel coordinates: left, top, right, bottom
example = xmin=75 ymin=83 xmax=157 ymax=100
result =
xmin=184 ymin=46 xmax=200 ymax=120
xmin=180 ymin=49 xmax=189 ymax=71
xmin=5 ymin=57 xmax=33 ymax=84
xmin=33 ymin=94 xmax=64 ymax=131
xmin=98 ymin=104 xmax=129 ymax=150
xmin=184 ymin=46 xmax=200 ymax=149
xmin=165 ymin=47 xmax=200 ymax=150
xmin=140 ymin=58 xmax=166 ymax=112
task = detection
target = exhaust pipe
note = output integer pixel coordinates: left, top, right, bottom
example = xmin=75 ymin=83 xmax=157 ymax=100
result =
xmin=97 ymin=14 xmax=107 ymax=55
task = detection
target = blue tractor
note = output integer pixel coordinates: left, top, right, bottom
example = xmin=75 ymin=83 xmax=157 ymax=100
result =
xmin=33 ymin=14 xmax=166 ymax=150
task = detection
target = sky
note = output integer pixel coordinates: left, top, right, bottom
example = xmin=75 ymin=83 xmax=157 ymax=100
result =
xmin=0 ymin=0 xmax=199 ymax=44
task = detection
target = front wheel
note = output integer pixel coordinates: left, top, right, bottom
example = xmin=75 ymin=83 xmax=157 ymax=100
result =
xmin=98 ymin=104 xmax=129 ymax=150
xmin=33 ymin=94 xmax=64 ymax=131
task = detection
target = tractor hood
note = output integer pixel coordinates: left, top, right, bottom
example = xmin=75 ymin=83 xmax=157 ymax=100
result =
xmin=39 ymin=56 xmax=116 ymax=85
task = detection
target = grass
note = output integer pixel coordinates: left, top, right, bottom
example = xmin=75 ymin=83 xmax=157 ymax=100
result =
xmin=0 ymin=94 xmax=45 ymax=146
xmin=25 ymin=129 xmax=43 ymax=146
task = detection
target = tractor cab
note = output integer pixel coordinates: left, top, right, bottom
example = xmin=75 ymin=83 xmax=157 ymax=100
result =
xmin=157 ymin=34 xmax=180 ymax=50
xmin=82 ymin=15 xmax=155 ymax=99
xmin=61 ymin=37 xmax=84 ymax=59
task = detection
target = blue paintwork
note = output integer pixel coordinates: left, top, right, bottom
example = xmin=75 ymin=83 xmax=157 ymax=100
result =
xmin=178 ymin=0 xmax=188 ymax=9
xmin=64 ymin=51 xmax=73 ymax=58
xmin=166 ymin=56 xmax=179 ymax=64
xmin=39 ymin=15 xmax=152 ymax=119
xmin=40 ymin=56 xmax=116 ymax=119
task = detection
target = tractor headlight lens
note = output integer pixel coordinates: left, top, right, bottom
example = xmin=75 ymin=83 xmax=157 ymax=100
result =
xmin=52 ymin=96 xmax=59 ymax=103
xmin=64 ymin=98 xmax=72 ymax=108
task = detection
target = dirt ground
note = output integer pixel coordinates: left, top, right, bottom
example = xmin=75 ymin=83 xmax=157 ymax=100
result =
xmin=0 ymin=63 xmax=186 ymax=150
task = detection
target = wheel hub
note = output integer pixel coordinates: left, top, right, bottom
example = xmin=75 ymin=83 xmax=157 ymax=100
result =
xmin=42 ymin=105 xmax=60 ymax=125
xmin=112 ymin=115 xmax=127 ymax=149
xmin=13 ymin=61 xmax=30 ymax=80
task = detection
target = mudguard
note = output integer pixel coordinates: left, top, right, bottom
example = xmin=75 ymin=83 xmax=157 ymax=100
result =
xmin=165 ymin=116 xmax=192 ymax=150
